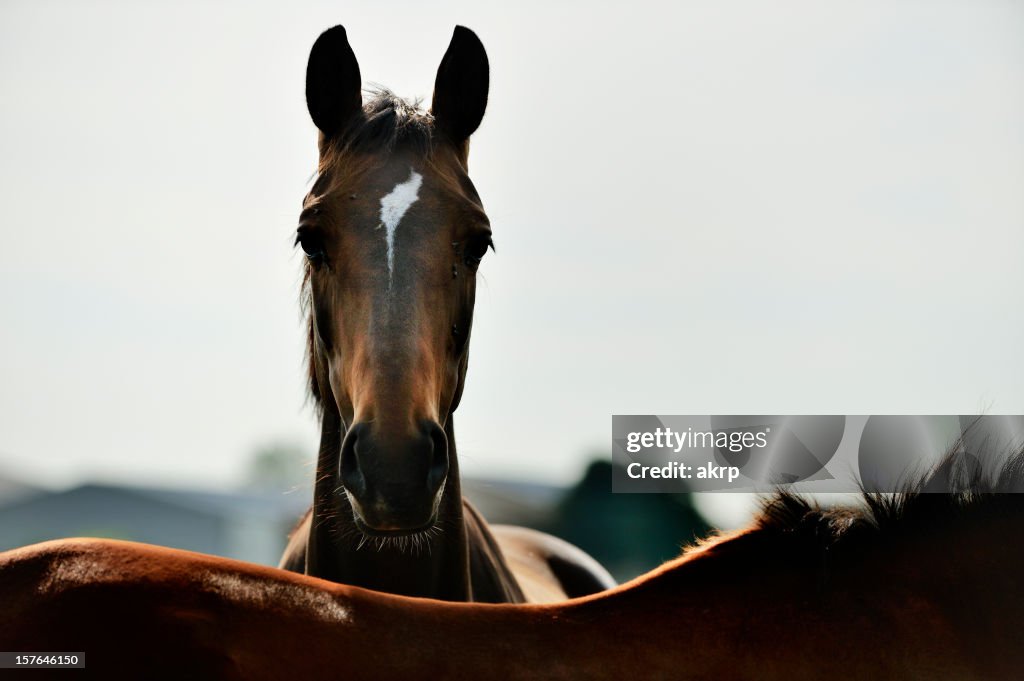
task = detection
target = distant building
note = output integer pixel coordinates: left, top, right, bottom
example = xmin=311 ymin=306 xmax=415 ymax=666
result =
xmin=463 ymin=478 xmax=563 ymax=526
xmin=0 ymin=464 xmax=713 ymax=582
xmin=0 ymin=477 xmax=564 ymax=568
xmin=0 ymin=483 xmax=308 ymax=566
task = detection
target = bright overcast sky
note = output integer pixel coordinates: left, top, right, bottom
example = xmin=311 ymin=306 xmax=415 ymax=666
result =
xmin=1 ymin=1 xmax=1022 ymax=498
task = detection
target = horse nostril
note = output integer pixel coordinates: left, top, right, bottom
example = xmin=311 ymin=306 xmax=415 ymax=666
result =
xmin=340 ymin=423 xmax=368 ymax=498
xmin=425 ymin=421 xmax=449 ymax=493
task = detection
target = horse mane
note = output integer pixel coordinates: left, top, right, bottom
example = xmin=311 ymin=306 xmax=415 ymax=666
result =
xmin=318 ymin=88 xmax=434 ymax=171
xmin=752 ymin=447 xmax=1024 ymax=556
xmin=301 ymin=89 xmax=436 ymax=411
xmin=654 ymin=447 xmax=1024 ymax=600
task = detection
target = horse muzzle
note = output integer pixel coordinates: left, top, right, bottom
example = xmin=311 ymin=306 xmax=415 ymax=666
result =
xmin=339 ymin=420 xmax=448 ymax=534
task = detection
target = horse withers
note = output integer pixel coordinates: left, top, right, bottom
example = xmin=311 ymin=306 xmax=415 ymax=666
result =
xmin=278 ymin=25 xmax=614 ymax=602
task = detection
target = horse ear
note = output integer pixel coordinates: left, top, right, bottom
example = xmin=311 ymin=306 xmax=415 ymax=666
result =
xmin=306 ymin=25 xmax=363 ymax=137
xmin=431 ymin=26 xmax=489 ymax=143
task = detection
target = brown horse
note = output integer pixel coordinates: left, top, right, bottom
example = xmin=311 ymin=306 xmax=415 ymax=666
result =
xmin=277 ymin=25 xmax=614 ymax=602
xmin=2 ymin=452 xmax=1021 ymax=680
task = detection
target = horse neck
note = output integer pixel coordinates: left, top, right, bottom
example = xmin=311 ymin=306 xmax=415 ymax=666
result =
xmin=307 ymin=409 xmax=472 ymax=601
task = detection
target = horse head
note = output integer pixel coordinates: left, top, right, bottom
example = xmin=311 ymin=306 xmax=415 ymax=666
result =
xmin=299 ymin=26 xmax=491 ymax=535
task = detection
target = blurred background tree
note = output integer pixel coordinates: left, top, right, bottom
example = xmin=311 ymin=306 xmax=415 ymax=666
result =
xmin=543 ymin=459 xmax=713 ymax=582
xmin=243 ymin=442 xmax=313 ymax=493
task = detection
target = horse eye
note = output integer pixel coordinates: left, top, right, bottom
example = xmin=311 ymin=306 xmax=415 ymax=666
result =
xmin=295 ymin=230 xmax=327 ymax=265
xmin=464 ymin=236 xmax=493 ymax=268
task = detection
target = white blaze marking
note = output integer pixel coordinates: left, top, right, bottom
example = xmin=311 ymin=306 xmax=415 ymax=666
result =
xmin=378 ymin=168 xmax=423 ymax=285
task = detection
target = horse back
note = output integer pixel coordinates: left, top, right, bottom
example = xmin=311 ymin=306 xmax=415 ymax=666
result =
xmin=462 ymin=499 xmax=528 ymax=603
xmin=490 ymin=524 xmax=616 ymax=602
xmin=464 ymin=501 xmax=617 ymax=602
